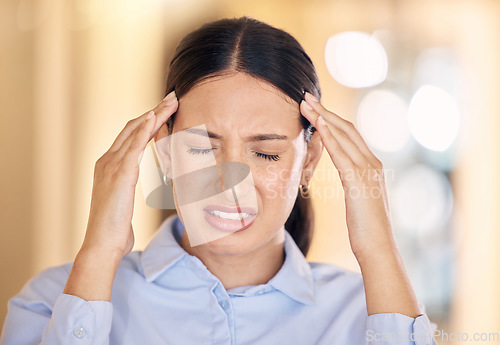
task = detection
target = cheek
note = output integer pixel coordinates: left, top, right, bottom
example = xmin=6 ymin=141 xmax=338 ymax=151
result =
xmin=253 ymin=161 xmax=302 ymax=205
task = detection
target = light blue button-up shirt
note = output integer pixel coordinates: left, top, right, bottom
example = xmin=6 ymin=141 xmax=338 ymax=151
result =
xmin=1 ymin=214 xmax=438 ymax=344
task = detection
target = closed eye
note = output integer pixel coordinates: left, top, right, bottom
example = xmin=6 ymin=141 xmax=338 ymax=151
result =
xmin=253 ymin=151 xmax=281 ymax=161
xmin=187 ymin=147 xmax=281 ymax=162
xmin=187 ymin=147 xmax=213 ymax=155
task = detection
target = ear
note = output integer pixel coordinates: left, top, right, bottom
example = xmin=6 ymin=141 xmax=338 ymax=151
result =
xmin=301 ymin=131 xmax=324 ymax=185
xmin=153 ymin=123 xmax=172 ymax=179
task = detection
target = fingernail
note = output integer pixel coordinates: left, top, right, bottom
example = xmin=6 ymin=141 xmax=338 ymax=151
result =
xmin=301 ymin=100 xmax=313 ymax=111
xmin=316 ymin=116 xmax=326 ymax=127
xmin=146 ymin=110 xmax=155 ymax=120
xmin=305 ymin=92 xmax=319 ymax=103
xmin=163 ymin=91 xmax=177 ymax=105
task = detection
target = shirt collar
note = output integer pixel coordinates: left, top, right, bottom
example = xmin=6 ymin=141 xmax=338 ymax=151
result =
xmin=139 ymin=214 xmax=188 ymax=283
xmin=139 ymin=214 xmax=315 ymax=305
xmin=268 ymin=230 xmax=315 ymax=305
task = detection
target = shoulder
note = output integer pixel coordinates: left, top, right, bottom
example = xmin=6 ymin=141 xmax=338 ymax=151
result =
xmin=307 ymin=261 xmax=368 ymax=320
xmin=10 ymin=251 xmax=143 ymax=310
xmin=18 ymin=263 xmax=72 ymax=297
xmin=309 ymin=261 xmax=362 ymax=281
xmin=308 ymin=261 xmax=365 ymax=294
xmin=9 ymin=262 xmax=73 ymax=315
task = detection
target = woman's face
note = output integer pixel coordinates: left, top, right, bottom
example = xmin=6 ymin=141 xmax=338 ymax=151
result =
xmin=161 ymin=72 xmax=320 ymax=256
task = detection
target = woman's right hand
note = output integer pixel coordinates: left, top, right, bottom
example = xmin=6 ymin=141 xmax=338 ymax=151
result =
xmin=63 ymin=91 xmax=178 ymax=301
xmin=81 ymin=91 xmax=178 ymax=259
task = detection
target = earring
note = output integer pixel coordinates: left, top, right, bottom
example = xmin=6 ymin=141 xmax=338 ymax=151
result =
xmin=163 ymin=173 xmax=171 ymax=186
xmin=299 ymin=179 xmax=310 ymax=197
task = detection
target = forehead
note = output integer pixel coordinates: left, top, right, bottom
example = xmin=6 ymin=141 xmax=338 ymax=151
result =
xmin=174 ymin=72 xmax=301 ymax=135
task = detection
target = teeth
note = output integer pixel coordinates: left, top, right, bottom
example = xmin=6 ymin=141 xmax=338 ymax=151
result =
xmin=210 ymin=210 xmax=251 ymax=220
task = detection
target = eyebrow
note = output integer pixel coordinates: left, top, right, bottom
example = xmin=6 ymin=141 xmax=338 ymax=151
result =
xmin=181 ymin=127 xmax=288 ymax=141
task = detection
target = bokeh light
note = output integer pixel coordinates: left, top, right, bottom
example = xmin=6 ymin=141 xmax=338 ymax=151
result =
xmin=413 ymin=47 xmax=462 ymax=101
xmin=408 ymin=85 xmax=460 ymax=152
xmin=357 ymin=89 xmax=411 ymax=152
xmin=325 ymin=31 xmax=388 ymax=88
xmin=391 ymin=164 xmax=453 ymax=236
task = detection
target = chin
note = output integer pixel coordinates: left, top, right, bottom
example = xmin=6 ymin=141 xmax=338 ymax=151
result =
xmin=202 ymin=233 xmax=260 ymax=257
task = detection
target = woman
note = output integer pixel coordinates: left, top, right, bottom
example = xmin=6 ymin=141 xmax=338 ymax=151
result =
xmin=1 ymin=16 xmax=437 ymax=344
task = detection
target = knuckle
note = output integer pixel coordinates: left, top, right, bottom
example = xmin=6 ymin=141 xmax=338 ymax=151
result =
xmin=367 ymin=161 xmax=382 ymax=172
xmin=128 ymin=139 xmax=142 ymax=152
xmin=338 ymin=130 xmax=350 ymax=142
xmin=342 ymin=159 xmax=356 ymax=171
xmin=342 ymin=119 xmax=354 ymax=129
xmin=347 ymin=121 xmax=360 ymax=133
xmin=95 ymin=156 xmax=104 ymax=166
xmin=370 ymin=162 xmax=384 ymax=179
xmin=126 ymin=118 xmax=139 ymax=128
xmin=94 ymin=157 xmax=115 ymax=182
xmin=95 ymin=155 xmax=108 ymax=169
xmin=101 ymin=160 xmax=117 ymax=175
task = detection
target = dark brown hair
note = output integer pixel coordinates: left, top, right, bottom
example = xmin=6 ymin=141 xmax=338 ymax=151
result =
xmin=163 ymin=16 xmax=321 ymax=256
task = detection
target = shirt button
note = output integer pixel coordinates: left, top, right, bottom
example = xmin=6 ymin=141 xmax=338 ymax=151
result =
xmin=219 ymin=300 xmax=229 ymax=309
xmin=73 ymin=327 xmax=86 ymax=338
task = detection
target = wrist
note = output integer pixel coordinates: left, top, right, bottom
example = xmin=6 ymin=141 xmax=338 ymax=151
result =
xmin=75 ymin=245 xmax=123 ymax=271
xmin=78 ymin=242 xmax=124 ymax=265
xmin=353 ymin=237 xmax=401 ymax=268
xmin=354 ymin=240 xmax=422 ymax=318
xmin=63 ymin=246 xmax=123 ymax=301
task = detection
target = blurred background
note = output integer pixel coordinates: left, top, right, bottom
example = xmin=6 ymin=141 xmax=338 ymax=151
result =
xmin=1 ymin=0 xmax=499 ymax=343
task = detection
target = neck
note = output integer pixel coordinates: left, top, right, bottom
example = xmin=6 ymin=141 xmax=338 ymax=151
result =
xmin=179 ymin=230 xmax=285 ymax=290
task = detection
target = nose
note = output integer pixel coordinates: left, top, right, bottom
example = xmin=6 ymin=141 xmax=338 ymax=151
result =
xmin=214 ymin=148 xmax=255 ymax=204
xmin=214 ymin=161 xmax=252 ymax=191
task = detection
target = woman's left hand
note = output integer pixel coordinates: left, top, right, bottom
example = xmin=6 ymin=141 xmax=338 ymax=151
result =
xmin=300 ymin=92 xmax=397 ymax=262
xmin=300 ymin=92 xmax=422 ymax=318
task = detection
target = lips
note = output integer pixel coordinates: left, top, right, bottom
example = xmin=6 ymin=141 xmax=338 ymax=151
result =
xmin=203 ymin=204 xmax=258 ymax=233
xmin=204 ymin=204 xmax=257 ymax=215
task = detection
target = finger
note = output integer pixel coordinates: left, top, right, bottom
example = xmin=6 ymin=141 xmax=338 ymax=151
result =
xmin=113 ymin=96 xmax=178 ymax=165
xmin=107 ymin=91 xmax=178 ymax=153
xmin=300 ymin=101 xmax=369 ymax=167
xmin=113 ymin=110 xmax=157 ymax=161
xmin=112 ymin=110 xmax=155 ymax=169
xmin=314 ymin=116 xmax=356 ymax=185
xmin=148 ymin=93 xmax=179 ymax=141
xmin=122 ymin=111 xmax=158 ymax=168
xmin=304 ymin=92 xmax=381 ymax=167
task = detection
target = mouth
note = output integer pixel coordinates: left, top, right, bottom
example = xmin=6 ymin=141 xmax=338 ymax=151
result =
xmin=203 ymin=205 xmax=258 ymax=233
